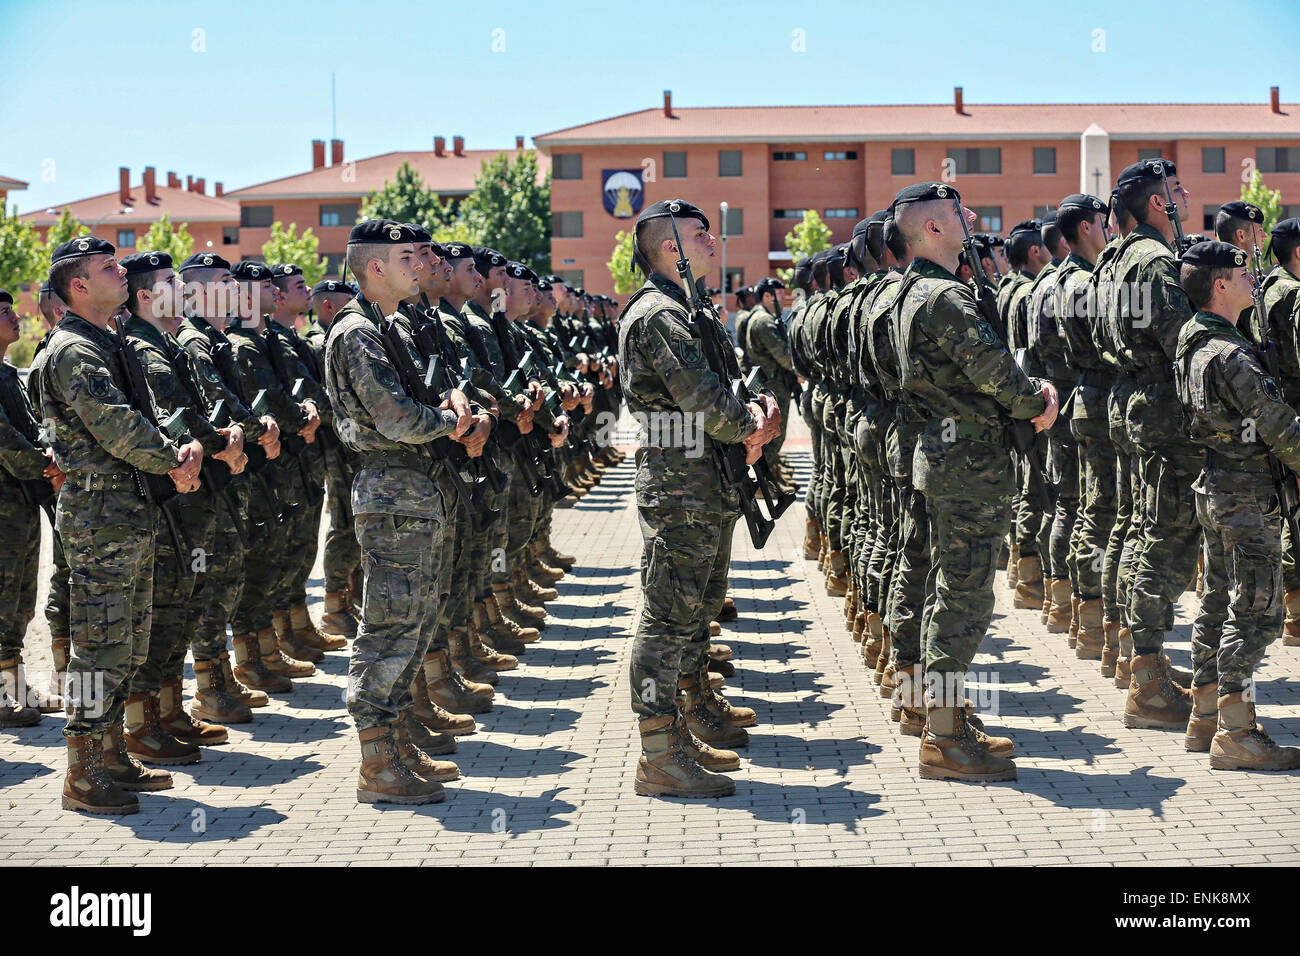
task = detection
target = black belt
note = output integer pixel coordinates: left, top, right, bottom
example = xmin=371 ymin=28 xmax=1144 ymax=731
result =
xmin=68 ymin=471 xmax=138 ymax=493
xmin=356 ymin=449 xmax=435 ymax=475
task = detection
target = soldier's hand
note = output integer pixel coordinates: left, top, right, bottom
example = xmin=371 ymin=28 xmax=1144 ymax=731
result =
xmin=43 ymin=452 xmax=66 ymax=492
xmin=577 ymin=355 xmax=590 ymax=374
xmin=1031 ymin=383 xmax=1059 ymax=433
xmin=175 ymin=439 xmax=204 ymax=481
xmin=258 ymin=415 xmax=281 ymax=445
xmin=215 ymin=426 xmax=247 ymax=474
xmin=298 ymin=401 xmax=321 ymax=443
xmin=549 ymin=417 xmax=570 ymax=448
xmin=528 ymin=381 xmax=545 ymax=410
xmin=440 ymin=388 xmax=474 ymax=439
xmin=517 ymin=403 xmax=535 ymax=435
xmin=458 ymin=414 xmax=492 ymax=457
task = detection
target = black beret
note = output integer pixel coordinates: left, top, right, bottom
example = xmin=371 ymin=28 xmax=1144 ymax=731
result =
xmin=429 ymin=241 xmax=446 ymax=257
xmin=1009 ymin=219 xmax=1043 ymax=237
xmin=1182 ymin=240 xmax=1247 ymax=269
xmin=536 ymin=279 xmax=552 ymax=292
xmin=793 ymin=256 xmax=813 ymax=286
xmin=231 ymin=260 xmax=274 ymax=281
xmin=119 ymin=251 xmax=173 ymax=274
xmin=405 ymin=223 xmax=433 ymax=243
xmin=755 ymin=277 xmax=786 ymax=295
xmin=347 ymin=219 xmax=419 ymax=246
xmin=891 ymin=181 xmax=960 ymax=209
xmin=1116 ymin=158 xmax=1177 ymax=191
xmin=1058 ymin=194 xmax=1107 ymax=214
xmin=1218 ymin=200 xmax=1263 ymax=223
xmin=851 ymin=218 xmax=872 ymax=239
xmin=179 ymin=252 xmax=230 ymax=272
xmin=1267 ymin=217 xmax=1300 ymax=258
xmin=0 ymin=289 xmax=12 ymax=305
xmin=441 ymin=242 xmax=474 ymax=260
xmin=636 ymin=199 xmax=710 ymax=231
xmin=270 ymin=263 xmax=302 ymax=278
xmin=50 ymin=236 xmax=115 ymax=265
xmin=39 ymin=281 xmax=52 ymax=295
xmin=471 ymin=247 xmax=506 ymax=272
xmin=504 ymin=261 xmax=538 ymax=281
xmin=311 ymin=279 xmax=354 ymax=296
xmin=540 ymin=274 xmax=561 ymax=284
xmin=1041 ymin=209 xmax=1058 ymax=226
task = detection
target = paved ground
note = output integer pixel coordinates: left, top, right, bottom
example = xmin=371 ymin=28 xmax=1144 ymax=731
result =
xmin=3 ymin=412 xmax=1300 ymax=866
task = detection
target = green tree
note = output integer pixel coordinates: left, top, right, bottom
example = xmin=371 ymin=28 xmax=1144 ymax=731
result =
xmin=0 ymin=206 xmax=45 ymax=294
xmin=136 ymin=214 xmax=194 ymax=263
xmin=262 ymin=221 xmax=327 ymax=286
xmin=431 ymin=218 xmax=480 ymax=248
xmin=459 ymin=152 xmax=552 ymax=272
xmin=1241 ymin=169 xmax=1283 ymax=253
xmin=358 ymin=161 xmax=451 ymax=232
xmin=41 ymin=208 xmax=84 ymax=272
xmin=606 ymin=230 xmax=640 ymax=295
xmin=778 ymin=209 xmax=833 ymax=284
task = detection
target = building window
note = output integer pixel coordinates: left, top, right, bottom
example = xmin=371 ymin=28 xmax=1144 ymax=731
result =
xmin=1033 ymin=147 xmax=1056 ymax=175
xmin=773 ymin=209 xmax=806 ymax=219
xmin=773 ymin=151 xmax=807 ymax=162
xmin=891 ymin=148 xmax=915 ymax=175
xmin=322 ymin=253 xmax=345 ymax=276
xmin=724 ymin=268 xmax=744 ymax=293
xmin=1202 ymin=147 xmax=1226 ymax=174
xmin=222 ymin=226 xmax=239 ymax=245
xmin=822 ymin=150 xmax=858 ymax=161
xmin=1034 ymin=205 xmax=1055 ymax=220
xmin=240 ymin=205 xmax=273 ymax=228
xmin=947 ymin=147 xmax=1001 ymax=175
xmin=557 ymin=269 xmax=583 ymax=287
xmin=722 ymin=207 xmax=743 ymax=236
xmin=824 ymin=208 xmax=860 ymax=219
xmin=719 ymin=150 xmax=743 ymax=177
xmin=1283 ymin=205 xmax=1300 ymax=220
xmin=553 ymin=153 xmax=583 ymax=180
xmin=1259 ymin=147 xmax=1300 ymax=174
xmin=972 ymin=207 xmax=1002 ymax=233
xmin=552 ymin=211 xmax=583 ymax=238
xmin=319 ymin=202 xmax=359 ymax=228
xmin=1202 ymin=205 xmax=1219 ymax=232
xmin=664 ymin=151 xmax=687 ymax=178
xmin=116 ymin=228 xmax=135 ymax=248
xmin=1138 ymin=148 xmax=1163 ymax=161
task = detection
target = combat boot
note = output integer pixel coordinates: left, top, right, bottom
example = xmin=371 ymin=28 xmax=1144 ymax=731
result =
xmin=708 ymin=620 xmax=721 ymax=637
xmin=1046 ymin=578 xmax=1072 ymax=634
xmin=676 ymin=713 xmax=740 ymax=771
xmin=918 ymin=705 xmax=1017 ymax=782
xmin=259 ymin=626 xmax=315 ymax=678
xmin=1067 ymin=594 xmax=1080 ymax=649
xmin=708 ymin=671 xmax=726 ymax=690
xmin=965 ymin=708 xmax=1016 ymax=759
xmin=52 ymin=637 xmax=70 ymax=705
xmin=817 ymin=535 xmax=827 ymax=571
xmin=518 ymin=569 xmax=558 ymax=604
xmin=633 ymin=714 xmax=735 ymax=798
xmin=355 ymin=725 xmax=445 ymax=804
xmin=62 ymin=734 xmax=138 ymax=815
xmin=481 ymin=597 xmax=540 ymax=644
xmin=1100 ymin=620 xmax=1122 ymax=678
xmin=124 ymin=693 xmax=201 ymax=765
xmin=1162 ymin=655 xmax=1193 ymax=689
xmin=803 ymin=519 xmax=821 ymax=560
xmin=191 ymin=661 xmax=251 ymax=726
xmin=0 ymin=680 xmax=40 ymax=729
xmin=424 ymin=649 xmax=492 ymax=713
xmin=272 ymin=609 xmax=324 ymax=664
xmin=320 ymin=590 xmax=358 ymax=639
xmin=1209 ymin=693 xmax=1300 ymax=771
xmin=873 ymin=628 xmax=893 ymax=685
xmin=852 ymin=609 xmax=867 ymax=644
xmin=1075 ymin=598 xmax=1105 ymax=660
xmin=1284 ymin=590 xmax=1300 ymax=646
xmin=696 ymin=664 xmax=755 ymax=727
xmin=1123 ymin=653 xmax=1192 ymax=729
xmin=291 ymin=601 xmax=346 ymax=651
xmin=160 ymin=674 xmax=230 ymax=743
xmin=220 ymin=651 xmax=270 ymax=706
xmin=474 ymin=602 xmax=526 ymax=656
xmin=103 ymin=723 xmax=173 ymax=790
xmin=707 ymin=656 xmax=734 ymax=678
xmin=1040 ymin=577 xmax=1054 ymax=625
xmin=529 ymin=555 xmax=565 ymax=585
xmin=1114 ymin=626 xmax=1133 ymax=689
xmin=396 ymin=708 xmax=459 ymax=764
xmin=1185 ymin=682 xmax=1218 ymax=753
xmin=0 ymin=655 xmax=59 ymax=713
xmin=468 ymin=626 xmax=518 ymax=672
xmin=448 ymin=628 xmax=499 ymax=686
xmin=411 ymin=667 xmax=476 ymax=736
xmin=1013 ymin=554 xmax=1044 ymax=609
xmin=825 ymin=550 xmax=849 ymax=597
xmin=708 ymin=643 xmax=732 ymax=663
xmin=893 ymin=665 xmax=926 ymax=737
xmin=863 ymin=612 xmax=884 ymax=667
xmin=879 ymin=659 xmax=897 ymax=698
xmin=1006 ymin=542 xmax=1020 ymax=591
xmin=844 ymin=581 xmax=857 ymax=625
xmin=542 ymin=537 xmax=575 ymax=571
xmin=231 ymin=632 xmax=293 ymax=693
xmin=494 ymin=581 xmax=546 ymax=628
xmin=679 ymin=671 xmax=749 ymax=748
xmin=717 ymin=596 xmax=738 ymax=623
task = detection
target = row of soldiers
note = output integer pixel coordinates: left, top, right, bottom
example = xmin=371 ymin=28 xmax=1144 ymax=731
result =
xmin=741 ymin=160 xmax=1300 ymax=780
xmin=0 ymin=224 xmax=627 ymax=812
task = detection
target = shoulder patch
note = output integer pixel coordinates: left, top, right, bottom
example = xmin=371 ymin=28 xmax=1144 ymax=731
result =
xmin=203 ymin=364 xmax=221 ymax=384
xmin=975 ymin=319 xmax=1001 ymax=346
xmin=1262 ymin=376 xmax=1283 ymax=402
xmin=677 ymin=338 xmax=704 ymax=368
xmin=86 ymin=371 xmax=113 ymax=400
xmin=371 ymin=359 xmax=398 ymax=391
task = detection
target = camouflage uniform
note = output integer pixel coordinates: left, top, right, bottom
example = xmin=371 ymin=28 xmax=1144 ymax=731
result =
xmin=25 ymin=334 xmax=70 ymax=649
xmin=324 ymin=296 xmax=459 ymax=731
xmin=617 ymin=274 xmax=756 ymax=719
xmin=1175 ymin=310 xmax=1300 ymax=693
xmin=789 ymin=292 xmax=825 ymax=530
xmin=40 ymin=314 xmax=182 ymax=736
xmin=732 ymin=306 xmax=754 ymax=375
xmin=1003 ymin=269 xmax=1052 ymax=566
xmin=1258 ymin=266 xmax=1300 ymax=623
xmin=0 ymin=362 xmax=49 ymax=662
xmin=742 ymin=300 xmax=795 ymax=470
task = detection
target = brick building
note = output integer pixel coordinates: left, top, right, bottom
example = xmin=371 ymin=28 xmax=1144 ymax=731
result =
xmin=1 ymin=175 xmax=28 ymax=211
xmin=534 ymin=88 xmax=1300 ymax=299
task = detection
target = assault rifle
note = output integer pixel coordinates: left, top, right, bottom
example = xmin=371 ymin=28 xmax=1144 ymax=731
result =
xmin=170 ymin=349 xmax=249 ymax=546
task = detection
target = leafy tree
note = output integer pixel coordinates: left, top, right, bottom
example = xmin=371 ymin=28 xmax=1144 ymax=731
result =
xmin=431 ymin=219 xmax=480 ymax=248
xmin=606 ymin=230 xmax=640 ymax=295
xmin=41 ymin=208 xmax=84 ymax=273
xmin=0 ymin=206 xmax=45 ymax=294
xmin=9 ymin=316 xmax=45 ymax=369
xmin=1241 ymin=170 xmax=1283 ymax=255
xmin=459 ymin=152 xmax=552 ymax=272
xmin=778 ymin=209 xmax=833 ymax=284
xmin=358 ymin=161 xmax=451 ymax=232
xmin=262 ymin=221 xmax=327 ymax=286
xmin=136 ymin=214 xmax=194 ymax=263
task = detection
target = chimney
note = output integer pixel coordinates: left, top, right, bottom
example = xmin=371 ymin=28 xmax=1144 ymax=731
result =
xmin=663 ymin=89 xmax=673 ymax=118
xmin=167 ymin=171 xmax=180 ymax=188
xmin=311 ymin=138 xmax=326 ymax=170
xmin=434 ymin=136 xmax=446 ymax=157
xmin=1271 ymin=85 xmax=1281 ymax=113
xmin=144 ymin=166 xmax=157 ymax=204
xmin=516 ymin=135 xmax=524 ymax=150
xmin=195 ymin=177 xmax=206 ymax=195
xmin=954 ymin=86 xmax=965 ymax=114
xmin=186 ymin=175 xmax=194 ymax=192
xmin=453 ymin=135 xmax=465 ymax=157
xmin=119 ymin=167 xmax=130 ymax=205
xmin=215 ymin=182 xmax=224 ymax=198
xmin=330 ymin=138 xmax=344 ymax=165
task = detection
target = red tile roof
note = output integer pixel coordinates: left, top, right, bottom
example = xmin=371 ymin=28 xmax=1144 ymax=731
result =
xmin=20 ymin=182 xmax=238 ymax=226
xmin=0 ymin=176 xmax=28 ymax=191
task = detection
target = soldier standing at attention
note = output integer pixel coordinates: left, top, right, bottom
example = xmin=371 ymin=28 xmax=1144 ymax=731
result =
xmin=743 ymin=276 xmax=797 ymax=483
xmin=619 ymin=200 xmax=777 ymax=798
xmin=1174 ymin=240 xmax=1300 ymax=770
xmin=731 ymin=286 xmax=755 ymax=373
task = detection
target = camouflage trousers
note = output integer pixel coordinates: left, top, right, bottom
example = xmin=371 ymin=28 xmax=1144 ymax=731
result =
xmin=46 ymin=519 xmax=70 ymax=646
xmin=1192 ymin=471 xmax=1284 ymax=696
xmin=866 ymin=474 xmax=898 ymax=619
xmin=886 ymin=478 xmax=930 ymax=671
xmin=283 ymin=454 xmax=326 ymax=609
xmin=431 ymin=485 xmax=469 ymax=649
xmin=472 ymin=474 xmax=509 ymax=601
xmin=504 ymin=456 xmax=542 ymax=578
xmin=232 ymin=469 xmax=290 ymax=636
xmin=1103 ymin=385 xmax=1140 ymax=622
xmin=194 ymin=482 xmax=248 ymax=662
xmin=1014 ymin=431 xmax=1052 ymax=559
xmin=630 ymin=505 xmax=735 ymax=719
xmin=820 ymin=397 xmax=848 ymax=552
xmin=809 ymin=387 xmax=828 ymax=527
xmin=1283 ymin=520 xmax=1300 ymax=597
xmin=57 ymin=485 xmax=155 ymax=737
xmin=1128 ymin=447 xmax=1203 ymax=655
xmin=323 ymin=457 xmax=359 ymax=594
xmin=348 ymin=498 xmax=445 ymax=732
xmin=761 ymin=381 xmax=792 ymax=471
xmin=0 ymin=495 xmax=40 ymax=660
xmin=1047 ymin=427 xmax=1079 ymax=588
xmin=1071 ymin=421 xmax=1117 ymax=607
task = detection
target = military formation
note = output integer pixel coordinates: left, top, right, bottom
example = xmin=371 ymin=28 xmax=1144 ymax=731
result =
xmin=0 ymin=225 xmax=624 ymax=812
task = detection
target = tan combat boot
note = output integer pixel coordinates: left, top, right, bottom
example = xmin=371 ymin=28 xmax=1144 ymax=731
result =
xmin=708 ymin=620 xmax=722 ymax=637
xmin=1046 ymin=578 xmax=1073 ymax=634
xmin=321 ymin=590 xmax=358 ymax=639
xmin=879 ymin=659 xmax=898 ymax=698
xmin=62 ymin=733 xmax=138 ymax=815
xmin=676 ymin=713 xmax=740 ymax=772
xmin=717 ymin=595 xmax=738 ymax=623
xmin=423 ymin=649 xmax=493 ymax=714
xmin=1040 ymin=577 xmax=1054 ymax=625
xmin=0 ymin=655 xmax=59 ymax=713
xmin=103 ymin=722 xmax=173 ymax=790
xmin=191 ymin=661 xmax=251 ymax=726
xmin=1283 ymin=590 xmax=1300 ymax=647
xmin=124 ymin=693 xmax=201 ymax=765
xmin=395 ymin=709 xmax=460 ymax=768
xmin=355 ymin=725 xmax=445 ymax=804
xmin=817 ymin=534 xmax=827 ymax=571
xmin=894 ymin=664 xmax=926 ymax=737
xmin=0 ymin=679 xmax=40 ymax=729
xmin=918 ymin=705 xmax=1017 ymax=782
xmin=448 ymin=628 xmax=499 ymax=686
xmin=803 ymin=519 xmax=821 ymax=560
xmin=529 ymin=555 xmax=565 ymax=586
xmin=518 ymin=568 xmax=558 ymax=605
xmin=159 ymin=675 xmax=230 ymax=743
xmin=1006 ymin=542 xmax=1020 ymax=591
xmin=863 ymin=612 xmax=884 ymax=666
xmin=1123 ymin=653 xmax=1192 ymax=729
xmin=259 ymin=626 xmax=315 ymax=678
xmin=873 ymin=627 xmax=892 ymax=685
xmin=844 ymin=581 xmax=857 ymax=627
xmin=272 ymin=609 xmax=324 ymax=664
xmin=468 ymin=626 xmax=518 ymax=672
xmin=696 ymin=664 xmax=755 ymax=727
xmin=52 ymin=637 xmax=71 ymax=708
xmin=481 ymin=596 xmax=540 ymax=644
xmin=1209 ymin=693 xmax=1300 ymax=770
xmin=708 ymin=643 xmax=732 ymax=663
xmin=1114 ymin=627 xmax=1133 ymax=689
xmin=679 ymin=671 xmax=749 ymax=748
xmin=1185 ymin=682 xmax=1218 ymax=753
xmin=1075 ymin=598 xmax=1105 ymax=660
xmin=411 ymin=667 xmax=476 ymax=736
xmin=1100 ymin=620 xmax=1122 ymax=678
xmin=231 ymin=632 xmax=292 ymax=693
xmin=291 ymin=602 xmax=346 ymax=651
xmin=633 ymin=714 xmax=735 ymax=798
xmin=825 ymin=550 xmax=849 ymax=597
xmin=220 ymin=651 xmax=270 ymax=706
xmin=473 ymin=602 xmax=526 ymax=656
xmin=493 ymin=581 xmax=546 ymax=628
xmin=542 ymin=538 xmax=575 ymax=571
xmin=852 ymin=608 xmax=867 ymax=643
xmin=1014 ymin=555 xmax=1044 ymax=610
xmin=1067 ymin=594 xmax=1080 ymax=649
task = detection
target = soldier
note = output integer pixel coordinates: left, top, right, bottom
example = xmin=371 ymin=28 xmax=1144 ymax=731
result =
xmin=742 ymin=276 xmax=797 ymax=487
xmin=787 ymin=257 xmax=821 ymax=559
xmin=324 ymin=219 xmax=471 ymax=804
xmin=42 ymin=236 xmax=204 ymax=814
xmin=1173 ymin=240 xmax=1300 ymax=770
xmin=889 ymin=183 xmax=1055 ymax=781
xmin=1214 ymin=201 xmax=1268 ymax=342
xmin=731 ymin=286 xmax=756 ymax=373
xmin=619 ymin=199 xmax=776 ymax=798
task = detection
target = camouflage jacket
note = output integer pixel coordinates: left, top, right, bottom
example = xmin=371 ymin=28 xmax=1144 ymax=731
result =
xmin=804 ymin=290 xmax=839 ymax=388
xmin=732 ymin=307 xmax=754 ymax=373
xmin=324 ymin=296 xmax=461 ymax=518
xmin=267 ymin=318 xmax=332 ymax=425
xmin=1259 ymin=265 xmax=1300 ymax=406
xmin=123 ymin=316 xmax=226 ymax=457
xmin=785 ymin=293 xmax=814 ymax=380
xmin=1175 ymin=310 xmax=1300 ymax=476
xmin=175 ymin=316 xmax=267 ymax=441
xmin=743 ymin=302 xmax=794 ymax=387
xmin=617 ymin=273 xmax=756 ymax=512
xmin=432 ymin=299 xmax=519 ymax=423
xmin=39 ymin=313 xmax=180 ymax=477
xmin=223 ymin=321 xmax=309 ymax=435
xmin=864 ymin=271 xmax=907 ymax=403
xmin=0 ymin=361 xmax=49 ymax=483
xmin=996 ymin=271 xmax=1031 ymax=348
xmin=1027 ymin=256 xmax=1080 ymax=388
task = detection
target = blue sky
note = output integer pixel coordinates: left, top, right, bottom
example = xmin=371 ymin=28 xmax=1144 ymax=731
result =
xmin=4 ymin=0 xmax=1298 ymax=214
